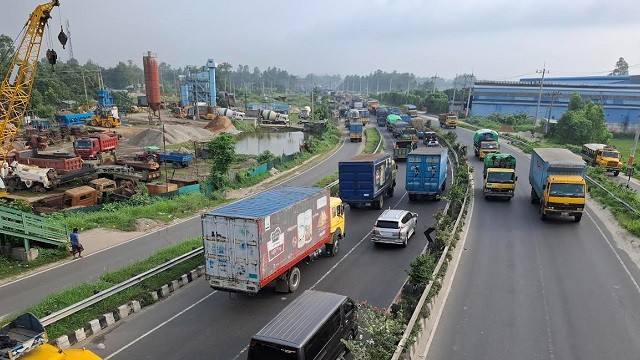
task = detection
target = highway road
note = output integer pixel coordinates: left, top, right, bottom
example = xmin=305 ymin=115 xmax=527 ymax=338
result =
xmin=0 ymin=128 xmax=358 ymax=319
xmin=426 ymin=126 xmax=640 ymax=359
xmin=83 ymin=122 xmax=451 ymax=359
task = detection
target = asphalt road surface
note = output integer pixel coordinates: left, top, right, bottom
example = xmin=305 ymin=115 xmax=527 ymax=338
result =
xmin=84 ymin=121 xmax=451 ymax=360
xmin=426 ymin=126 xmax=640 ymax=360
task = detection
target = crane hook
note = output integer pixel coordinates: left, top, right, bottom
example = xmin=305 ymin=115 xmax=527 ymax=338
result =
xmin=58 ymin=26 xmax=68 ymax=48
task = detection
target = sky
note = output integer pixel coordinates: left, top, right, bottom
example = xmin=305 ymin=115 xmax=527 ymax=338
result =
xmin=1 ymin=0 xmax=639 ymax=81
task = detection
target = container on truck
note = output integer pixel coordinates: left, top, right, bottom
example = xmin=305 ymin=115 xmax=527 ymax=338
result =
xmin=473 ymin=129 xmax=500 ymax=159
xmin=483 ymin=153 xmax=517 ymax=200
xmin=73 ymin=132 xmax=119 ymax=159
xmin=438 ymin=113 xmax=458 ymax=128
xmin=529 ymin=148 xmax=586 ymax=222
xmin=580 ymin=143 xmax=623 ymax=176
xmin=349 ymin=123 xmax=363 ymax=142
xmin=386 ymin=114 xmax=402 ymax=132
xmin=1 ymin=313 xmax=101 ymax=360
xmin=406 ymin=147 xmax=448 ymax=201
xmin=338 ymin=153 xmax=397 ymax=209
xmin=203 ymin=187 xmax=345 ymax=294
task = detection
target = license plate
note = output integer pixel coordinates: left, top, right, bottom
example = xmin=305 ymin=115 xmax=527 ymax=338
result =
xmin=561 ymin=212 xmax=569 ymax=217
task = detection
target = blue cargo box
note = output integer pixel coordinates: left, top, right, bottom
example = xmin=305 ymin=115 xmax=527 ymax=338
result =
xmin=349 ymin=123 xmax=363 ymax=133
xmin=406 ymin=147 xmax=448 ymax=197
xmin=56 ymin=112 xmax=93 ymax=126
xmin=529 ymin=148 xmax=586 ymax=197
xmin=338 ymin=153 xmax=395 ymax=205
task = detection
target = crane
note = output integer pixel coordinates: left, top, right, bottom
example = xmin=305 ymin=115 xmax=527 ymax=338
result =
xmin=0 ymin=0 xmax=65 ymax=196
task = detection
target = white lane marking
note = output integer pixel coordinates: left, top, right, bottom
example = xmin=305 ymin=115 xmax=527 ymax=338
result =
xmin=534 ymin=231 xmax=556 ymax=360
xmin=103 ymin=291 xmax=217 ymax=360
xmin=586 ymin=210 xmax=640 ymax=295
xmin=0 ymin=140 xmax=347 ymax=289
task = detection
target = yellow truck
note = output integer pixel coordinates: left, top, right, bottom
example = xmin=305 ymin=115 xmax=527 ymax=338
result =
xmin=529 ymin=148 xmax=586 ymax=222
xmin=438 ymin=113 xmax=458 ymax=128
xmin=473 ymin=129 xmax=500 ymax=160
xmin=580 ymin=143 xmax=623 ymax=176
xmin=483 ymin=153 xmax=517 ymax=200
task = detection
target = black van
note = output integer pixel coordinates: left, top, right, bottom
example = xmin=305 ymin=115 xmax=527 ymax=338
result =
xmin=248 ymin=290 xmax=358 ymax=360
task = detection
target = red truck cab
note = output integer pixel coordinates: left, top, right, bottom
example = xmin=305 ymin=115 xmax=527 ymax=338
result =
xmin=74 ymin=132 xmax=119 ymax=159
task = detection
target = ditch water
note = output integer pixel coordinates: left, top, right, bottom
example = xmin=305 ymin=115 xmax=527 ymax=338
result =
xmin=235 ymin=131 xmax=305 ymax=156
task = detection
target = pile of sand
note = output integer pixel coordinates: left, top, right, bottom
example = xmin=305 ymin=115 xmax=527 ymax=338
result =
xmin=205 ymin=116 xmax=237 ymax=133
xmin=127 ymin=124 xmax=215 ymax=147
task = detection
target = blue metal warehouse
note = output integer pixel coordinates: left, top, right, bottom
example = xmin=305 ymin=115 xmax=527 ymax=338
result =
xmin=470 ymin=75 xmax=640 ymax=130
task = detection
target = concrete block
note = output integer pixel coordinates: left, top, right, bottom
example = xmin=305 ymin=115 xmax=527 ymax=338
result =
xmin=131 ymin=300 xmax=142 ymax=312
xmin=190 ymin=269 xmax=197 ymax=280
xmin=103 ymin=312 xmax=115 ymax=326
xmin=149 ymin=291 xmax=159 ymax=301
xmin=171 ymin=279 xmax=180 ymax=291
xmin=89 ymin=319 xmax=101 ymax=334
xmin=196 ymin=265 xmax=205 ymax=276
xmin=160 ymin=284 xmax=170 ymax=297
xmin=181 ymin=274 xmax=189 ymax=285
xmin=74 ymin=328 xmax=86 ymax=342
xmin=11 ymin=247 xmax=38 ymax=261
xmin=55 ymin=335 xmax=70 ymax=350
xmin=118 ymin=304 xmax=130 ymax=318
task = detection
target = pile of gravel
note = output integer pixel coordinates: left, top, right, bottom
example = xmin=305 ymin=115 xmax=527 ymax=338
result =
xmin=127 ymin=125 xmax=215 ymax=147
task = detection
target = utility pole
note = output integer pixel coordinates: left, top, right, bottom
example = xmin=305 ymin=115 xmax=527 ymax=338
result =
xmin=534 ymin=63 xmax=549 ymax=125
xmin=628 ymin=118 xmax=640 ymax=186
xmin=451 ymin=74 xmax=458 ymax=112
xmin=376 ymin=78 xmax=379 ymax=95
xmin=389 ymin=77 xmax=393 ymax=92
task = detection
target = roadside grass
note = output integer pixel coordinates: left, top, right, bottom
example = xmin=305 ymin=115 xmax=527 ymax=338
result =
xmin=364 ymin=127 xmax=381 ymax=154
xmin=609 ymin=136 xmax=640 ymax=168
xmin=0 ymin=247 xmax=69 ymax=280
xmin=587 ymin=168 xmax=640 ymax=237
xmin=16 ymin=237 xmax=203 ymax=341
xmin=314 ymin=172 xmax=339 ymax=196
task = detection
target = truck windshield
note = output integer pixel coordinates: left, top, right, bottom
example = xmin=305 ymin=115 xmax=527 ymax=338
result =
xmin=248 ymin=341 xmax=297 ymax=360
xmin=75 ymin=140 xmax=92 ymax=149
xmin=602 ymin=151 xmax=619 ymax=158
xmin=481 ymin=143 xmax=498 ymax=149
xmin=549 ymin=183 xmax=584 ymax=198
xmin=487 ymin=172 xmax=514 ymax=183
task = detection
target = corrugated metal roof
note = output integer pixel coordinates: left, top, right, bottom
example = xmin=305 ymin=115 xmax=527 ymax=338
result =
xmin=253 ymin=290 xmax=347 ymax=347
xmin=410 ymin=147 xmax=447 ymax=155
xmin=207 ymin=187 xmax=324 ymax=219
xmin=533 ymin=148 xmax=583 ymax=165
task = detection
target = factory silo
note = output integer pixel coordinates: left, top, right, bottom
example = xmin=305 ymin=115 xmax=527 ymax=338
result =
xmin=143 ymin=51 xmax=161 ymax=114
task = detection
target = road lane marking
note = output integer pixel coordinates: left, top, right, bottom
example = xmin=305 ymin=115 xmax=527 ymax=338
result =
xmin=103 ymin=290 xmax=218 ymax=360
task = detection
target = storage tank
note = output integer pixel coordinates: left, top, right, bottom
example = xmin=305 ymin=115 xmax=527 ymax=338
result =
xmin=260 ymin=110 xmax=278 ymax=121
xmin=142 ymin=51 xmax=161 ymax=111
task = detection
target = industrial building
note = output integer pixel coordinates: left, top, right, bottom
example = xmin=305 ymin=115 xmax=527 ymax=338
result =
xmin=470 ymin=75 xmax=640 ymax=131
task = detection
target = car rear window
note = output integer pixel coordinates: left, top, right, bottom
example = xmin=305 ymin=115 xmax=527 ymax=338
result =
xmin=376 ymin=220 xmax=399 ymax=229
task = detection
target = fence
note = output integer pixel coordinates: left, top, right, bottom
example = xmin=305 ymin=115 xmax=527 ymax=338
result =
xmin=229 ymin=153 xmax=299 ymax=180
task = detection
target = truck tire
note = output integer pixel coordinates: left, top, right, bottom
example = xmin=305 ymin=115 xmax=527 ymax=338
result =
xmin=530 ymin=188 xmax=539 ymax=204
xmin=574 ymin=214 xmax=582 ymax=222
xmin=387 ymin=186 xmax=395 ymax=197
xmin=441 ymin=181 xmax=446 ymax=191
xmin=374 ymin=196 xmax=384 ymax=210
xmin=539 ymin=204 xmax=547 ymax=221
xmin=287 ymin=267 xmax=301 ymax=293
xmin=327 ymin=233 xmax=340 ymax=257
xmin=614 ymin=171 xmax=620 ymax=177
xmin=408 ymin=193 xmax=417 ymax=201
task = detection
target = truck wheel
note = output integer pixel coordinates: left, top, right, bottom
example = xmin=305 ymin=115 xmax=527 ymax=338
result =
xmin=539 ymin=205 xmax=547 ymax=221
xmin=387 ymin=187 xmax=394 ymax=197
xmin=330 ymin=234 xmax=340 ymax=257
xmin=614 ymin=171 xmax=620 ymax=177
xmin=441 ymin=181 xmax=446 ymax=191
xmin=574 ymin=214 xmax=582 ymax=222
xmin=287 ymin=267 xmax=301 ymax=293
xmin=375 ymin=196 xmax=384 ymax=210
xmin=530 ymin=188 xmax=539 ymax=204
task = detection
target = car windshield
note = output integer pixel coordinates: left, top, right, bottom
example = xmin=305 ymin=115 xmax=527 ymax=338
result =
xmin=603 ymin=151 xmax=619 ymax=158
xmin=376 ymin=220 xmax=399 ymax=229
xmin=487 ymin=171 xmax=514 ymax=183
xmin=75 ymin=140 xmax=92 ymax=149
xmin=549 ymin=183 xmax=585 ymax=198
xmin=481 ymin=143 xmax=498 ymax=149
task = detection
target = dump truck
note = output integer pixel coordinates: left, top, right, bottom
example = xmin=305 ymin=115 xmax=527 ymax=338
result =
xmin=349 ymin=123 xmax=363 ymax=142
xmin=529 ymin=148 xmax=586 ymax=222
xmin=13 ymin=150 xmax=83 ymax=175
xmin=438 ymin=113 xmax=458 ymax=128
xmin=580 ymin=143 xmax=623 ymax=176
xmin=391 ymin=121 xmax=408 ymax=138
xmin=134 ymin=146 xmax=193 ymax=168
xmin=203 ymin=187 xmax=346 ymax=294
xmin=473 ymin=129 xmax=500 ymax=159
xmin=367 ymin=100 xmax=379 ymax=115
xmin=483 ymin=153 xmax=517 ymax=200
xmin=339 ymin=153 xmax=397 ymax=209
xmin=0 ymin=313 xmax=101 ymax=360
xmin=406 ymin=147 xmax=448 ymax=201
xmin=73 ymin=132 xmax=119 ymax=159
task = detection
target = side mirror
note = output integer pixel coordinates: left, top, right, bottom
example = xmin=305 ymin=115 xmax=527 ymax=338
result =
xmin=414 ymin=213 xmax=419 ymax=218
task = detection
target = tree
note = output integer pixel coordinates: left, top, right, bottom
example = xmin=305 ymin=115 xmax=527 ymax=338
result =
xmin=553 ymin=93 xmax=611 ymax=145
xmin=610 ymin=57 xmax=629 ymax=76
xmin=207 ymin=133 xmax=236 ymax=191
xmin=567 ymin=92 xmax=582 ymax=111
xmin=0 ymin=34 xmax=15 ymax=74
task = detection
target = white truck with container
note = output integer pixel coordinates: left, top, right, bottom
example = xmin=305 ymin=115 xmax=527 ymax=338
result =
xmin=203 ymin=187 xmax=345 ymax=294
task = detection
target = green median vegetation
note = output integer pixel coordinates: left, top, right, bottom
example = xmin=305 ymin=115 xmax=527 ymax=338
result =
xmin=8 ymin=237 xmax=203 ymax=341
xmin=363 ymin=127 xmax=381 ymax=154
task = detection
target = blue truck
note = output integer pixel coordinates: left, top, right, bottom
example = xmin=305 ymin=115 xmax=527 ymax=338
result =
xmin=406 ymin=147 xmax=448 ymax=201
xmin=135 ymin=146 xmax=194 ymax=167
xmin=339 ymin=153 xmax=397 ymax=209
xmin=376 ymin=107 xmax=389 ymax=126
xmin=349 ymin=123 xmax=363 ymax=142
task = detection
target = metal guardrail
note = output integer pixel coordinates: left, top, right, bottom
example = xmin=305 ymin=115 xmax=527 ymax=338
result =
xmin=41 ymin=247 xmax=203 ymax=326
xmin=585 ymin=175 xmax=640 ymax=216
xmin=391 ymin=134 xmax=470 ymax=359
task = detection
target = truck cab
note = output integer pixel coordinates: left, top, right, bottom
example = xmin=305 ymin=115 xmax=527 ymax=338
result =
xmin=580 ymin=143 xmax=623 ymax=176
xmin=438 ymin=113 xmax=458 ymax=128
xmin=483 ymin=153 xmax=517 ymax=200
xmin=326 ymin=197 xmax=346 ymax=256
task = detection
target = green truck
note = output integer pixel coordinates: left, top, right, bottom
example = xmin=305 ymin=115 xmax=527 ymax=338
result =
xmin=483 ymin=153 xmax=517 ymax=200
xmin=473 ymin=129 xmax=500 ymax=159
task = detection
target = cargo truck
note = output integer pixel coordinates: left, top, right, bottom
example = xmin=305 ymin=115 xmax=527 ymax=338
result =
xmin=203 ymin=187 xmax=345 ymax=294
xmin=473 ymin=129 xmax=500 ymax=159
xmin=406 ymin=147 xmax=448 ymax=201
xmin=483 ymin=153 xmax=517 ymax=200
xmin=529 ymin=148 xmax=586 ymax=222
xmin=73 ymin=132 xmax=120 ymax=159
xmin=580 ymin=143 xmax=623 ymax=176
xmin=367 ymin=100 xmax=379 ymax=115
xmin=401 ymin=104 xmax=418 ymax=118
xmin=1 ymin=313 xmax=101 ymax=360
xmin=438 ymin=113 xmax=458 ymax=128
xmin=376 ymin=107 xmax=389 ymax=126
xmin=13 ymin=150 xmax=83 ymax=175
xmin=339 ymin=153 xmax=397 ymax=209
xmin=349 ymin=123 xmax=363 ymax=142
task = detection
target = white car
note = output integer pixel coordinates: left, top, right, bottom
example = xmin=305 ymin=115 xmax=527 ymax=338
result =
xmin=371 ymin=209 xmax=418 ymax=247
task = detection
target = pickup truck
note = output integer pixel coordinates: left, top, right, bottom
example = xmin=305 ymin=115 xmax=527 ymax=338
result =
xmin=339 ymin=153 xmax=397 ymax=209
xmin=406 ymin=147 xmax=448 ymax=201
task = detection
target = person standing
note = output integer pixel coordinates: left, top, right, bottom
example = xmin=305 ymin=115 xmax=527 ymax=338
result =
xmin=70 ymin=228 xmax=83 ymax=259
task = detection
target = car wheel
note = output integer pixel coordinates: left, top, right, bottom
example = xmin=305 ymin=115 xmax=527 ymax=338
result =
xmin=402 ymin=236 xmax=408 ymax=248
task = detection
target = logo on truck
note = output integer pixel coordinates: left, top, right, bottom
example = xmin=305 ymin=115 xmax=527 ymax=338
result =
xmin=297 ymin=210 xmax=313 ymax=248
xmin=267 ymin=227 xmax=284 ymax=261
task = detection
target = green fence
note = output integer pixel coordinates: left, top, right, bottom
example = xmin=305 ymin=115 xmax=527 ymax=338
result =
xmin=231 ymin=153 xmax=300 ymax=180
xmin=0 ymin=205 xmax=69 ymax=250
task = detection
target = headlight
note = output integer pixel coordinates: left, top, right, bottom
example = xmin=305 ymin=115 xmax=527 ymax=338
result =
xmin=576 ymin=207 xmax=583 ymax=211
xmin=548 ymin=206 xmax=554 ymax=210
